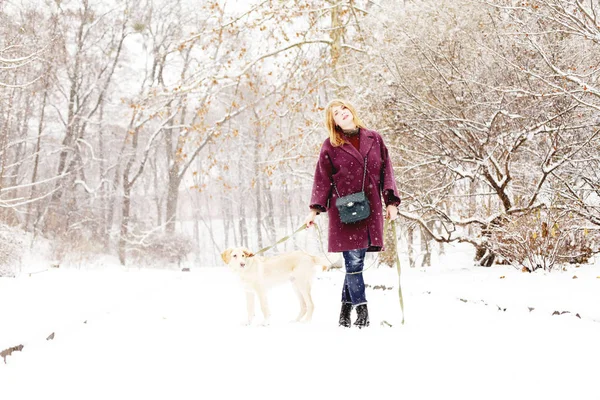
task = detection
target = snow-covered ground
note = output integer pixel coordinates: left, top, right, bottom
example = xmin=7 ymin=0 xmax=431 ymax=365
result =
xmin=1 ymin=244 xmax=599 ymax=400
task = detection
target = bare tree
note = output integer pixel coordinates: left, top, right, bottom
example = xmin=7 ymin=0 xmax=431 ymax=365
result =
xmin=483 ymin=0 xmax=600 ymax=238
xmin=0 ymin=5 xmax=52 ymax=227
xmin=352 ymin=0 xmax=600 ymax=266
xmin=0 ymin=0 xmax=393 ymax=265
xmin=35 ymin=1 xmax=133 ymax=251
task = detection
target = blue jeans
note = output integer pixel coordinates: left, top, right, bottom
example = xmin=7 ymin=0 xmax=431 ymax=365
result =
xmin=341 ymin=249 xmax=367 ymax=305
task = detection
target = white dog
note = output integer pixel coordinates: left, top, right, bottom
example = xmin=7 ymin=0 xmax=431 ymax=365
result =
xmin=221 ymin=247 xmax=331 ymax=325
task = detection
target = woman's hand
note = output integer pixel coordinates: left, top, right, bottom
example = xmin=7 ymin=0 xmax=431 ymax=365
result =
xmin=386 ymin=205 xmax=398 ymax=221
xmin=304 ymin=209 xmax=318 ymax=228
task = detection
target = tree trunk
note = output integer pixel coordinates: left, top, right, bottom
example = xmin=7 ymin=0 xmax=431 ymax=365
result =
xmin=475 ymin=245 xmax=495 ymax=267
xmin=223 ymin=198 xmax=231 ymax=249
xmin=420 ymin=223 xmax=432 ymax=267
xmin=165 ymin=166 xmax=181 ymax=234
xmin=52 ymin=49 xmax=81 ymax=206
xmin=263 ymin=184 xmax=276 ymax=249
xmin=232 ymin=198 xmax=239 ymax=248
xmin=254 ymin=126 xmax=263 ymax=250
xmin=329 ymin=1 xmax=344 ymax=97
xmin=152 ymin=158 xmax=163 ymax=227
xmin=437 ymin=222 xmax=446 ymax=256
xmin=98 ymin=101 xmax=111 ymax=251
xmin=0 ymin=88 xmax=15 ymax=194
xmin=255 ymin=176 xmax=263 ymax=250
xmin=238 ymin=161 xmax=248 ymax=248
xmin=10 ymin=97 xmax=30 ymax=204
xmin=284 ymin=181 xmax=294 ymax=250
xmin=118 ymin=184 xmax=131 ymax=265
xmin=26 ymin=90 xmax=47 ymax=230
xmin=468 ymin=179 xmax=477 ymax=237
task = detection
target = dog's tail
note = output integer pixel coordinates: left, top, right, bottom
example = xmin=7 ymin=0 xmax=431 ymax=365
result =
xmin=312 ymin=253 xmax=340 ymax=272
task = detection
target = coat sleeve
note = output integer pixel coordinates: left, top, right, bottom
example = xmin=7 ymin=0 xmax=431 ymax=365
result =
xmin=380 ymin=137 xmax=401 ymax=207
xmin=309 ymin=144 xmax=334 ymax=212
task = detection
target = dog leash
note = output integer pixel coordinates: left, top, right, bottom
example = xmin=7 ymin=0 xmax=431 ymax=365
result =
xmin=251 ymin=222 xmax=339 ymax=268
xmin=391 ymin=219 xmax=405 ymax=325
xmin=250 ymin=221 xmax=381 ymax=276
xmin=252 ymin=223 xmax=308 ymax=257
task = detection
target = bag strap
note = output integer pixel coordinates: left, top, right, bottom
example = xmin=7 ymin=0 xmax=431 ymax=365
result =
xmin=332 ymin=157 xmax=368 ymax=197
xmin=361 ymin=157 xmax=368 ymax=192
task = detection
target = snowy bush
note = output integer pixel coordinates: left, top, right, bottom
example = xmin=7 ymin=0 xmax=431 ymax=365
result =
xmin=489 ymin=208 xmax=598 ymax=272
xmin=0 ymin=224 xmax=24 ymax=277
xmin=50 ymin=226 xmax=107 ymax=266
xmin=131 ymin=233 xmax=195 ymax=267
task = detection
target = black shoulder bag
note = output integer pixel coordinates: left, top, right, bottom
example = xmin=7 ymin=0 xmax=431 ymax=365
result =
xmin=334 ymin=157 xmax=371 ymax=224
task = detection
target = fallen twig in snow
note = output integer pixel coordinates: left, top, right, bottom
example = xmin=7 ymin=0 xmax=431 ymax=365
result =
xmin=28 ymin=268 xmax=49 ymax=276
xmin=366 ymin=283 xmax=394 ymax=291
xmin=454 ymin=296 xmax=590 ymax=320
xmin=1 ymin=344 xmax=24 ymax=364
xmin=552 ymin=311 xmax=581 ymax=319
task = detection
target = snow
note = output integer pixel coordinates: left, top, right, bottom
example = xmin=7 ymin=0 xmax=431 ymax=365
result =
xmin=1 ymin=244 xmax=600 ymax=400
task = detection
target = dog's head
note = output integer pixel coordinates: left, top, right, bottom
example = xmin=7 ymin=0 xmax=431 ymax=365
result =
xmin=221 ymin=247 xmax=254 ymax=270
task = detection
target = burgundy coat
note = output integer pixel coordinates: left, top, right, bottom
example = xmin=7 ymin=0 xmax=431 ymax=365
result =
xmin=309 ymin=128 xmax=401 ymax=252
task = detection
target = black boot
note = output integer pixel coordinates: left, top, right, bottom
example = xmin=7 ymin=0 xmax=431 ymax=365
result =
xmin=338 ymin=303 xmax=353 ymax=327
xmin=354 ymin=304 xmax=370 ymax=328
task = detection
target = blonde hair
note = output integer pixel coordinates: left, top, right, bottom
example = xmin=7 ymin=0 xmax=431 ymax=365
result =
xmin=325 ymin=99 xmax=366 ymax=147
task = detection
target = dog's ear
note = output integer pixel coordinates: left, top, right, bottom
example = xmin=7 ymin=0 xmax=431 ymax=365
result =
xmin=242 ymin=248 xmax=254 ymax=258
xmin=221 ymin=248 xmax=233 ymax=264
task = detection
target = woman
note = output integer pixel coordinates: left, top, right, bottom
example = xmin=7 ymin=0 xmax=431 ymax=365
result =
xmin=304 ymin=99 xmax=401 ymax=328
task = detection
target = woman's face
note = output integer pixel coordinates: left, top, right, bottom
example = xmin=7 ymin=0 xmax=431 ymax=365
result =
xmin=331 ymin=105 xmax=356 ymax=130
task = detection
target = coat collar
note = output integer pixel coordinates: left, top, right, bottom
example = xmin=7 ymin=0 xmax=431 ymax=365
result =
xmin=339 ymin=128 xmax=376 ymax=164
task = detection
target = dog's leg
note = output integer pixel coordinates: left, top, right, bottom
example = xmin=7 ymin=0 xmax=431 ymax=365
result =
xmin=255 ymin=287 xmax=271 ymax=326
xmin=245 ymin=291 xmax=255 ymax=325
xmin=292 ymin=280 xmax=307 ymax=322
xmin=297 ymin=280 xmax=314 ymax=322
